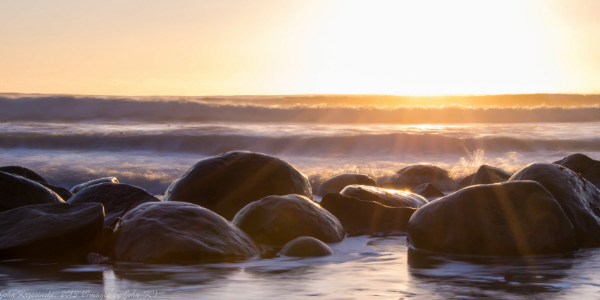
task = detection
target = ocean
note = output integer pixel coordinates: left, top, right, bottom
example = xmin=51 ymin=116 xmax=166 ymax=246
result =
xmin=2 ymin=94 xmax=600 ymax=299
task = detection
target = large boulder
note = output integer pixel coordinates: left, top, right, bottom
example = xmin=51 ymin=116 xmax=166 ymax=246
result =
xmin=68 ymin=183 xmax=160 ymax=227
xmin=554 ymin=153 xmax=600 ymax=190
xmin=321 ymin=193 xmax=416 ymax=235
xmin=471 ymin=165 xmax=512 ymax=185
xmin=387 ymin=164 xmax=455 ymax=190
xmin=407 ymin=181 xmax=577 ymax=256
xmin=378 ymin=181 xmax=421 ymax=191
xmin=38 ymin=182 xmax=73 ymax=201
xmin=232 ymin=194 xmax=345 ymax=245
xmin=113 ymin=202 xmax=260 ymax=263
xmin=280 ymin=237 xmax=333 ymax=257
xmin=0 ymin=165 xmax=48 ymax=183
xmin=340 ymin=185 xmax=427 ymax=208
xmin=317 ymin=174 xmax=377 ymax=196
xmin=412 ymin=183 xmax=444 ymax=199
xmin=71 ymin=177 xmax=119 ymax=194
xmin=164 ymin=151 xmax=312 ymax=220
xmin=457 ymin=173 xmax=476 ymax=190
xmin=0 ymin=203 xmax=105 ymax=261
xmin=510 ymin=163 xmax=600 ymax=248
xmin=0 ymin=171 xmax=64 ymax=212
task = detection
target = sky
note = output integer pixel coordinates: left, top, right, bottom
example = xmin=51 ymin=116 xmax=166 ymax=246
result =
xmin=1 ymin=0 xmax=599 ymax=96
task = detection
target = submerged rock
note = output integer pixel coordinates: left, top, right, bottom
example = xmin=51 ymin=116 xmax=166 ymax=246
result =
xmin=280 ymin=237 xmax=333 ymax=257
xmin=0 ymin=203 xmax=105 ymax=261
xmin=164 ymin=151 xmax=312 ymax=220
xmin=68 ymin=183 xmax=160 ymax=227
xmin=510 ymin=163 xmax=600 ymax=248
xmin=471 ymin=165 xmax=512 ymax=185
xmin=388 ymin=164 xmax=455 ymax=190
xmin=232 ymin=194 xmax=344 ymax=246
xmin=321 ymin=193 xmax=416 ymax=235
xmin=412 ymin=183 xmax=445 ymax=199
xmin=457 ymin=173 xmax=476 ymax=190
xmin=0 ymin=171 xmax=64 ymax=212
xmin=0 ymin=165 xmax=48 ymax=183
xmin=554 ymin=153 xmax=600 ymax=190
xmin=317 ymin=174 xmax=377 ymax=196
xmin=340 ymin=185 xmax=427 ymax=208
xmin=71 ymin=177 xmax=119 ymax=194
xmin=113 ymin=202 xmax=260 ymax=263
xmin=407 ymin=181 xmax=576 ymax=256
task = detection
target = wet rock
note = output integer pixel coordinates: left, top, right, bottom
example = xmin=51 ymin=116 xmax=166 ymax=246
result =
xmin=0 ymin=203 xmax=105 ymax=261
xmin=554 ymin=153 xmax=600 ymax=190
xmin=407 ymin=181 xmax=577 ymax=256
xmin=0 ymin=165 xmax=48 ymax=183
xmin=510 ymin=163 xmax=600 ymax=248
xmin=317 ymin=173 xmax=377 ymax=196
xmin=471 ymin=165 xmax=512 ymax=185
xmin=321 ymin=193 xmax=416 ymax=235
xmin=71 ymin=177 xmax=119 ymax=194
xmin=38 ymin=182 xmax=73 ymax=201
xmin=457 ymin=173 xmax=476 ymax=190
xmin=340 ymin=185 xmax=427 ymax=208
xmin=114 ymin=202 xmax=260 ymax=263
xmin=412 ymin=183 xmax=445 ymax=199
xmin=280 ymin=237 xmax=333 ymax=257
xmin=388 ymin=164 xmax=455 ymax=190
xmin=378 ymin=180 xmax=421 ymax=191
xmin=232 ymin=194 xmax=344 ymax=246
xmin=0 ymin=171 xmax=64 ymax=212
xmin=68 ymin=183 xmax=160 ymax=227
xmin=164 ymin=151 xmax=312 ymax=220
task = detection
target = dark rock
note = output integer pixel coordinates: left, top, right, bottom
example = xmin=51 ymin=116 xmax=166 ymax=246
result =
xmin=407 ymin=181 xmax=577 ymax=256
xmin=164 ymin=151 xmax=312 ymax=220
xmin=554 ymin=153 xmax=600 ymax=190
xmin=68 ymin=183 xmax=160 ymax=227
xmin=321 ymin=193 xmax=416 ymax=235
xmin=0 ymin=203 xmax=105 ymax=261
xmin=471 ymin=165 xmax=512 ymax=185
xmin=317 ymin=173 xmax=377 ymax=196
xmin=0 ymin=165 xmax=48 ymax=183
xmin=457 ymin=173 xmax=476 ymax=190
xmin=232 ymin=194 xmax=344 ymax=246
xmin=0 ymin=171 xmax=64 ymax=212
xmin=510 ymin=163 xmax=600 ymax=248
xmin=378 ymin=180 xmax=421 ymax=191
xmin=388 ymin=164 xmax=455 ymax=190
xmin=38 ymin=182 xmax=73 ymax=201
xmin=113 ymin=202 xmax=260 ymax=263
xmin=71 ymin=177 xmax=119 ymax=194
xmin=280 ymin=237 xmax=333 ymax=257
xmin=340 ymin=185 xmax=427 ymax=208
xmin=412 ymin=183 xmax=445 ymax=199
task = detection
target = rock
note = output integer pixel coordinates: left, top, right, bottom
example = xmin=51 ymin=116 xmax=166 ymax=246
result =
xmin=0 ymin=203 xmax=105 ymax=261
xmin=321 ymin=193 xmax=416 ymax=235
xmin=412 ymin=183 xmax=445 ymax=199
xmin=232 ymin=194 xmax=345 ymax=245
xmin=510 ymin=163 xmax=600 ymax=248
xmin=0 ymin=165 xmax=48 ymax=183
xmin=340 ymin=185 xmax=427 ymax=208
xmin=407 ymin=181 xmax=577 ymax=256
xmin=38 ymin=182 xmax=73 ymax=201
xmin=554 ymin=153 xmax=600 ymax=190
xmin=164 ymin=151 xmax=312 ymax=220
xmin=457 ymin=173 xmax=476 ymax=190
xmin=471 ymin=165 xmax=512 ymax=185
xmin=0 ymin=171 xmax=64 ymax=212
xmin=378 ymin=181 xmax=421 ymax=191
xmin=68 ymin=183 xmax=160 ymax=227
xmin=388 ymin=164 xmax=455 ymax=190
xmin=113 ymin=202 xmax=260 ymax=263
xmin=280 ymin=237 xmax=333 ymax=257
xmin=317 ymin=174 xmax=377 ymax=196
xmin=71 ymin=177 xmax=119 ymax=194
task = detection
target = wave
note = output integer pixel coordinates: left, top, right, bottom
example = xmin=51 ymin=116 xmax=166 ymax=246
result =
xmin=2 ymin=95 xmax=600 ymax=123
xmin=2 ymin=131 xmax=599 ymax=155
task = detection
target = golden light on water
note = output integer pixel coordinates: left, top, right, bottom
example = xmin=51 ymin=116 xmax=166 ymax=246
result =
xmin=0 ymin=0 xmax=599 ymax=97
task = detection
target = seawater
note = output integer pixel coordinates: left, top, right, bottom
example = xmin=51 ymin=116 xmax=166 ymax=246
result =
xmin=2 ymin=94 xmax=600 ymax=299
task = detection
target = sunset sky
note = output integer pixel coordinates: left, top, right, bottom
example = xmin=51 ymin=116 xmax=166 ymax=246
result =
xmin=1 ymin=0 xmax=599 ymax=96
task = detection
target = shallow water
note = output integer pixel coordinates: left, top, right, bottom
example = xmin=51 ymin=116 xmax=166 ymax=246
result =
xmin=3 ymin=236 xmax=600 ymax=299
